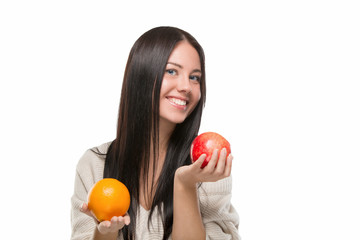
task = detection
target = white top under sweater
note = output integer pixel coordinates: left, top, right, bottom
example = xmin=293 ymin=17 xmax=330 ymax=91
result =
xmin=71 ymin=142 xmax=240 ymax=240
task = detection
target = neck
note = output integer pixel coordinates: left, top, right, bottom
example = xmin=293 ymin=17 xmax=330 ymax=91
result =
xmin=147 ymin=119 xmax=175 ymax=181
xmin=145 ymin=118 xmax=175 ymax=175
xmin=158 ymin=118 xmax=176 ymax=151
xmin=140 ymin=120 xmax=175 ymax=210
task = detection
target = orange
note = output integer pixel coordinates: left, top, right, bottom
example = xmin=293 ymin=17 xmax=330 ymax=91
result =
xmin=87 ymin=178 xmax=131 ymax=222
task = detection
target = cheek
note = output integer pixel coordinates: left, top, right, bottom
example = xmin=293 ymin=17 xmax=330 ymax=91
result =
xmin=159 ymin=81 xmax=167 ymax=95
xmin=193 ymin=85 xmax=201 ymax=102
xmin=189 ymin=87 xmax=201 ymax=111
xmin=159 ymin=77 xmax=172 ymax=96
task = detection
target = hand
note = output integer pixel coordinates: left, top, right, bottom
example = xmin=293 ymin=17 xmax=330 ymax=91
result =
xmin=175 ymin=148 xmax=233 ymax=187
xmin=80 ymin=203 xmax=131 ymax=234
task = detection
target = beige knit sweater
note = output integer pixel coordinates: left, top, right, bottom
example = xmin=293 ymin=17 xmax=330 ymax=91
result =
xmin=71 ymin=142 xmax=240 ymax=240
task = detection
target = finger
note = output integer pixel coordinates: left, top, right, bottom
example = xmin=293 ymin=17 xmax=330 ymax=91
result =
xmin=111 ymin=216 xmax=125 ymax=228
xmin=215 ymin=148 xmax=227 ymax=174
xmin=123 ymin=213 xmax=131 ymax=225
xmin=224 ymin=154 xmax=233 ymax=177
xmin=193 ymin=154 xmax=207 ymax=169
xmin=80 ymin=203 xmax=100 ymax=224
xmin=80 ymin=203 xmax=93 ymax=217
xmin=111 ymin=216 xmax=121 ymax=224
xmin=205 ymin=149 xmax=219 ymax=170
xmin=98 ymin=220 xmax=111 ymax=234
xmin=80 ymin=203 xmax=88 ymax=213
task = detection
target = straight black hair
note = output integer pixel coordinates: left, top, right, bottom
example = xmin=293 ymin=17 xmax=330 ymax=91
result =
xmin=104 ymin=26 xmax=206 ymax=239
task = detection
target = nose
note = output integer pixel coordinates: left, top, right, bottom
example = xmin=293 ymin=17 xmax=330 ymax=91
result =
xmin=177 ymin=75 xmax=192 ymax=94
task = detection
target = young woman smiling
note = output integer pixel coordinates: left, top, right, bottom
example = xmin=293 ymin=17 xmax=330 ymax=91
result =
xmin=71 ymin=26 xmax=239 ymax=240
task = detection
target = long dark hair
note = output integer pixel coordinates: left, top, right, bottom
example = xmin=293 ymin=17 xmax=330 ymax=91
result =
xmin=104 ymin=26 xmax=206 ymax=239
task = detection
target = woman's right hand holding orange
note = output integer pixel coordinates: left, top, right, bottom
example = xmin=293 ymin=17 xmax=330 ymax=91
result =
xmin=80 ymin=203 xmax=131 ymax=235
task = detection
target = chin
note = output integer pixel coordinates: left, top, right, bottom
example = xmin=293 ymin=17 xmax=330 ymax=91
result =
xmin=160 ymin=115 xmax=187 ymax=125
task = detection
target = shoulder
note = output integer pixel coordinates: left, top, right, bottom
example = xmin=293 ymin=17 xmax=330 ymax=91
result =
xmin=76 ymin=142 xmax=112 ymax=185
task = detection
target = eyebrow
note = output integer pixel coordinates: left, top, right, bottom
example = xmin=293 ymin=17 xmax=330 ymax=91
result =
xmin=167 ymin=62 xmax=202 ymax=74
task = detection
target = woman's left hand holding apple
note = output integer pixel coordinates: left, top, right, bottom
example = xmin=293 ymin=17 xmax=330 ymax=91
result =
xmin=175 ymin=148 xmax=233 ymax=187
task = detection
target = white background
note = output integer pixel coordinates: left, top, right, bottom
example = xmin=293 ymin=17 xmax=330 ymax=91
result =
xmin=1 ymin=0 xmax=359 ymax=239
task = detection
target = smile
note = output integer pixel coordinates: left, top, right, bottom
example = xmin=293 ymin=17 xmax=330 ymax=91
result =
xmin=169 ymin=97 xmax=186 ymax=106
xmin=166 ymin=97 xmax=188 ymax=109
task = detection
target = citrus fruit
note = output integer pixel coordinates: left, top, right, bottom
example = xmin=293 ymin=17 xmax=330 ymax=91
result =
xmin=87 ymin=178 xmax=130 ymax=222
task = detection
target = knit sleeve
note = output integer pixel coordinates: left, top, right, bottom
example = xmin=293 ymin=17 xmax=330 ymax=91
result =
xmin=198 ymin=176 xmax=240 ymax=240
xmin=70 ymin=147 xmax=107 ymax=240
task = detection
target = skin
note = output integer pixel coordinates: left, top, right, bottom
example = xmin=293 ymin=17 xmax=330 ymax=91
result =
xmin=158 ymin=40 xmax=202 ymax=126
xmin=80 ymin=204 xmax=130 ymax=239
xmin=80 ymin=40 xmax=233 ymax=239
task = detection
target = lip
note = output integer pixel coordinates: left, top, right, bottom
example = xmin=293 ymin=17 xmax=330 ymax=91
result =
xmin=166 ymin=96 xmax=189 ymax=110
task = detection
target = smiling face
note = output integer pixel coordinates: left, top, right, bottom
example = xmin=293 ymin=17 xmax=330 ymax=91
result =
xmin=159 ymin=40 xmax=202 ymax=127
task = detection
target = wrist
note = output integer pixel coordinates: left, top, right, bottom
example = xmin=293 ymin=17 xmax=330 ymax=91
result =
xmin=174 ymin=171 xmax=197 ymax=190
xmin=94 ymin=226 xmax=118 ymax=240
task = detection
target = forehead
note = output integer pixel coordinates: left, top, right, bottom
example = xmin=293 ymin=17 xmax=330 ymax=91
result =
xmin=167 ymin=41 xmax=201 ymax=69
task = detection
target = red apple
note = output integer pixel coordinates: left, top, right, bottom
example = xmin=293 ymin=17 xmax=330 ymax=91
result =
xmin=190 ymin=132 xmax=231 ymax=168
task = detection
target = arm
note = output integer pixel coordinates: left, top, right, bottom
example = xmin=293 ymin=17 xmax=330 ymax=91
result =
xmin=93 ymin=227 xmax=118 ymax=240
xmin=172 ymin=148 xmax=233 ymax=240
xmin=71 ymin=148 xmax=130 ymax=240
xmin=173 ymin=173 xmax=206 ymax=240
xmin=71 ymin=171 xmax=130 ymax=240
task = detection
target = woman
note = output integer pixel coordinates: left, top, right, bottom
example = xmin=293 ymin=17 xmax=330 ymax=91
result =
xmin=71 ymin=26 xmax=239 ymax=240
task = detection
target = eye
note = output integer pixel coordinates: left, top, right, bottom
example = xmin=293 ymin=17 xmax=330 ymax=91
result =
xmin=190 ymin=75 xmax=201 ymax=82
xmin=166 ymin=69 xmax=177 ymax=76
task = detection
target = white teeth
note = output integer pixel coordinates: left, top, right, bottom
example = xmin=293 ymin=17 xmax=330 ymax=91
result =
xmin=169 ymin=98 xmax=186 ymax=106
